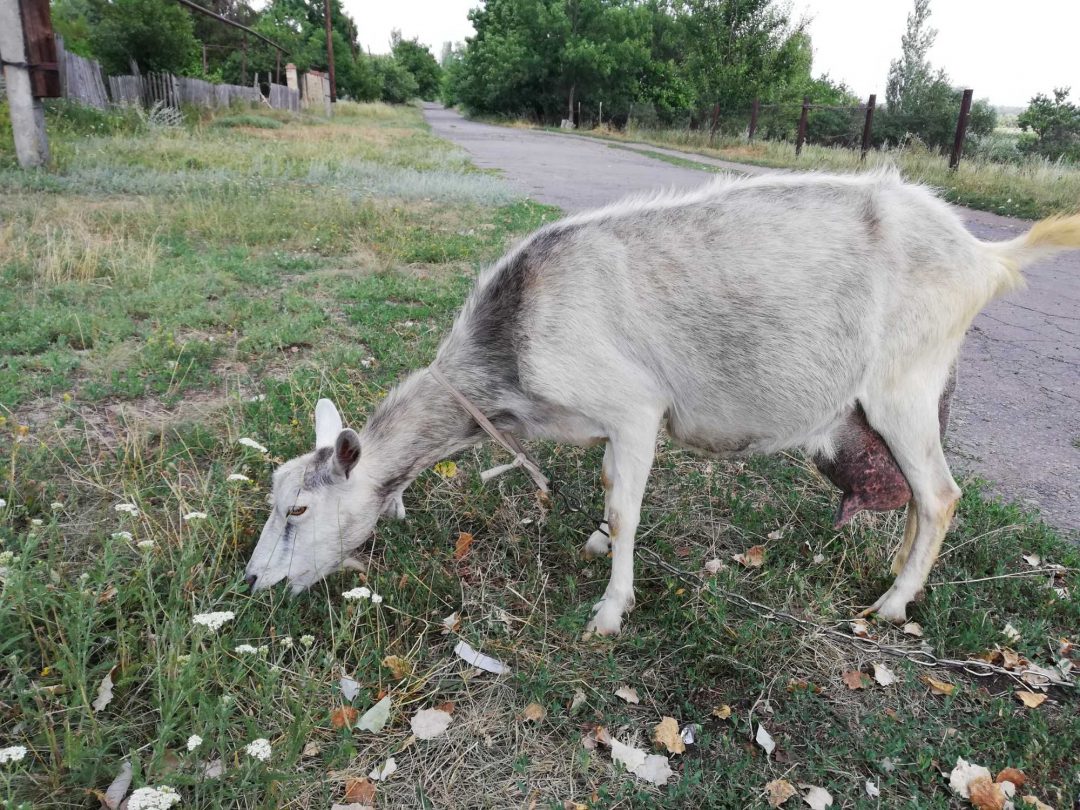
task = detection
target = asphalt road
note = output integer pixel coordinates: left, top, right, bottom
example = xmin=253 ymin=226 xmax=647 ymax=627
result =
xmin=424 ymin=104 xmax=1079 ymax=535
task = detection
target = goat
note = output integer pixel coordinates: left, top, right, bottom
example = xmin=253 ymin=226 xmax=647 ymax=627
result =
xmin=245 ymin=170 xmax=1080 ymax=635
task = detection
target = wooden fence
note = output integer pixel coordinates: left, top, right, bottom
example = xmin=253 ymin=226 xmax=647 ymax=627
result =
xmin=56 ymin=37 xmax=109 ymax=109
xmin=300 ymin=70 xmax=331 ymax=117
xmin=51 ymin=35 xmax=302 ymax=114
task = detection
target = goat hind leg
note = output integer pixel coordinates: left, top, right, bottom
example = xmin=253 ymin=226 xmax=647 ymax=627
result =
xmin=890 ymin=501 xmax=918 ymax=576
xmin=859 ymin=396 xmax=961 ymax=623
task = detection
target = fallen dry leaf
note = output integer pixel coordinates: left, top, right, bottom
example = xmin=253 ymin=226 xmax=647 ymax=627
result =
xmin=302 ymin=741 xmax=321 ymax=757
xmin=369 ymin=757 xmax=397 ymax=781
xmin=1021 ymin=795 xmax=1054 ymax=810
xmin=704 ymin=558 xmax=725 ymax=574
xmin=102 ymin=760 xmax=132 ymax=809
xmin=435 ymin=700 xmax=455 ymax=714
xmin=1021 ymin=553 xmax=1041 ymax=567
xmin=1003 ymin=623 xmax=1022 ymax=644
xmin=331 ymin=706 xmax=358 ymax=730
xmin=755 ymin=724 xmax=775 ymax=757
xmin=711 ymin=704 xmax=732 ymax=720
xmin=872 ymin=662 xmax=897 ymax=687
xmin=597 ymin=728 xmax=674 ymax=786
xmin=921 ymin=675 xmax=956 ymax=696
xmin=865 ymin=780 xmax=880 ymax=799
xmin=454 ymin=531 xmax=474 ymax=561
xmin=765 ymin=778 xmax=797 ymax=807
xmin=733 ymin=545 xmax=765 ymax=568
xmin=92 ymin=666 xmax=118 ymax=713
xmin=411 ymin=707 xmax=453 ymax=740
xmin=433 ymin=460 xmax=457 ymax=479
xmin=767 ymin=528 xmax=785 ymax=540
xmin=614 ymin=685 xmax=640 ymax=704
xmin=344 ymin=777 xmax=376 ymax=805
xmin=97 ymin=585 xmax=118 ymax=605
xmin=453 ymin=640 xmax=510 ymax=674
xmin=652 ymin=716 xmax=685 ymax=755
xmin=842 ymin=669 xmax=869 ymax=690
xmin=562 ymin=802 xmax=588 ymax=810
xmin=1015 ymin=691 xmax=1047 ymax=708
xmin=356 ymin=695 xmax=392 ymax=733
xmin=382 ymin=655 xmax=411 ymax=680
xmin=440 ymin=611 xmax=461 ymax=635
xmin=330 ymin=804 xmax=372 ymax=810
xmin=995 ymin=768 xmax=1026 ymax=787
xmin=902 ymin=622 xmax=924 ymax=637
xmin=202 ymin=758 xmax=225 ymax=779
xmin=949 ymin=758 xmax=992 ymax=798
xmin=569 ymin=688 xmax=587 ymax=714
xmin=970 ymin=779 xmax=1006 ymax=810
xmin=801 ymin=785 xmax=833 ymax=809
xmin=850 ymin=618 xmax=871 ymax=638
xmin=339 ymin=675 xmax=360 ymax=702
xmin=522 ymin=702 xmax=546 ymax=722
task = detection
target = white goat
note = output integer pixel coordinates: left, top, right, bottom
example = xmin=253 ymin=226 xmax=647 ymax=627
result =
xmin=245 ymin=170 xmax=1080 ymax=635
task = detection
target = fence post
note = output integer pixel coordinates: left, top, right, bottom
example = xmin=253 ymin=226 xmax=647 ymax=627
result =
xmin=748 ymin=98 xmax=760 ymax=142
xmin=0 ymin=0 xmax=50 ymax=166
xmin=949 ymin=88 xmax=974 ymax=170
xmin=708 ymin=102 xmax=721 ymax=144
xmin=576 ymin=100 xmax=580 ymax=128
xmin=598 ymin=101 xmax=602 ymax=127
xmin=860 ymin=93 xmax=876 ymax=161
xmin=795 ymin=95 xmax=810 ymax=157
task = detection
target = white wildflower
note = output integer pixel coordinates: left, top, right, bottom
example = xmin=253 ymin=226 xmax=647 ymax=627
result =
xmin=0 ymin=551 xmax=14 ymax=566
xmin=183 ymin=511 xmax=208 ymax=521
xmin=279 ymin=636 xmax=293 ymax=649
xmin=137 ymin=540 xmax=155 ymax=550
xmin=50 ymin=502 xmax=63 ymax=510
xmin=176 ymin=654 xmax=191 ymax=665
xmin=343 ymin=586 xmax=371 ymax=601
xmin=186 ymin=734 xmax=203 ymax=751
xmin=237 ymin=438 xmax=268 ymax=453
xmin=127 ymin=785 xmax=181 ymax=810
xmin=299 ymin=634 xmax=315 ymax=647
xmin=233 ymin=644 xmax=268 ymax=656
xmin=0 ymin=498 xmax=7 ymax=509
xmin=370 ymin=593 xmax=384 ymax=604
xmin=248 ymin=394 xmax=266 ymax=402
xmin=245 ymin=738 xmax=271 ymax=762
xmin=0 ymin=745 xmax=28 ymax=764
xmin=227 ymin=473 xmax=251 ymax=482
xmin=114 ymin=503 xmax=140 ymax=516
xmin=192 ymin=611 xmax=235 ymax=632
xmin=221 ymin=694 xmax=234 ymax=706
xmin=112 ymin=531 xmax=133 ymax=541
xmin=31 ymin=518 xmax=43 ymax=527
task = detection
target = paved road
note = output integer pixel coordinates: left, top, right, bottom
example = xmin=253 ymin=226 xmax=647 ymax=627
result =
xmin=424 ymin=104 xmax=1079 ymax=535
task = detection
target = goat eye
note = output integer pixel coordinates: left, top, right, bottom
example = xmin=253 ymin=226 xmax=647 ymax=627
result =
xmin=287 ymin=506 xmax=308 ymax=517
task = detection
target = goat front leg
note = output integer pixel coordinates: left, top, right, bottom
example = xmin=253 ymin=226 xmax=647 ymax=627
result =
xmin=583 ymin=442 xmax=614 ymax=558
xmin=585 ymin=425 xmax=657 ymax=637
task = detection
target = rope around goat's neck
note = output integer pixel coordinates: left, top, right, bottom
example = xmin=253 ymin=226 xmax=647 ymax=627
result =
xmin=428 ymin=364 xmax=549 ymax=494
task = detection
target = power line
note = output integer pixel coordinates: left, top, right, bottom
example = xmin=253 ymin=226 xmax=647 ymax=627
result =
xmin=171 ymin=0 xmax=289 ymax=54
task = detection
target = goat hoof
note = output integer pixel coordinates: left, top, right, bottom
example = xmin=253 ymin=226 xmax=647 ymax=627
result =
xmin=858 ymin=589 xmax=909 ymax=624
xmin=583 ymin=529 xmax=611 ymax=559
xmin=585 ymin=599 xmax=623 ymax=636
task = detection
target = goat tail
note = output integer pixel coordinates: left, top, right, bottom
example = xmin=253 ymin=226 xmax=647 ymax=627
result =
xmin=982 ymin=212 xmax=1080 ymax=292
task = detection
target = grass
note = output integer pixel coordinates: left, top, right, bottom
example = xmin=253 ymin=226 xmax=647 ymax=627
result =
xmin=0 ymin=101 xmax=1077 ymax=809
xmin=538 ymin=122 xmax=1080 ymax=220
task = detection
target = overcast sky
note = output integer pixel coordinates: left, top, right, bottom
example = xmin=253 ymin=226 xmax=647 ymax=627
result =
xmin=343 ymin=0 xmax=1080 ymax=108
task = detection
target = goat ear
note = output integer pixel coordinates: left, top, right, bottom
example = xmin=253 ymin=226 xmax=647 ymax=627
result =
xmin=332 ymin=428 xmax=362 ymax=479
xmin=314 ymin=399 xmax=343 ymax=449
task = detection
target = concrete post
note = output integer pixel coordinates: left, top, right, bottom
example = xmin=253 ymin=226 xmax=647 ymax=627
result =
xmin=0 ymin=0 xmax=50 ymax=167
xmin=285 ymin=63 xmax=298 ymax=92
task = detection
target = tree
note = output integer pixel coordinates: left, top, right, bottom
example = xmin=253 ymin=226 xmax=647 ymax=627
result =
xmin=1017 ymin=88 xmax=1080 ymax=161
xmin=885 ymin=0 xmax=936 ymax=114
xmin=879 ymin=0 xmax=996 ymax=150
xmin=93 ymin=0 xmax=200 ymax=75
xmin=390 ymin=31 xmax=442 ymax=100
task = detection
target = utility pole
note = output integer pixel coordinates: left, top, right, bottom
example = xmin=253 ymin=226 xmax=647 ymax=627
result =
xmin=0 ymin=0 xmax=57 ymax=167
xmin=323 ymin=0 xmax=336 ymax=103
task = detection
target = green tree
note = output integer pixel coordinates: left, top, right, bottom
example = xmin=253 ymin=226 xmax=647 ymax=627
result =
xmin=94 ymin=0 xmax=200 ymax=75
xmin=1017 ymin=88 xmax=1080 ymax=161
xmin=390 ymin=31 xmax=442 ymax=100
xmin=370 ymin=54 xmax=419 ymax=103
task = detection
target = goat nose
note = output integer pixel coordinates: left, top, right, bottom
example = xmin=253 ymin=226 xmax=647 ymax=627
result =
xmin=245 ymin=574 xmax=258 ymax=590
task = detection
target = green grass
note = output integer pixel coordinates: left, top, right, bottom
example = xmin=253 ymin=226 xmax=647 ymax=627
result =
xmin=539 ymin=122 xmax=1080 ymax=220
xmin=209 ymin=114 xmax=284 ymax=130
xmin=0 ymin=102 xmax=1077 ymax=809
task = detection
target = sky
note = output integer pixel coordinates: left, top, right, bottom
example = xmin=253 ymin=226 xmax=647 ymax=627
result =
xmin=343 ymin=0 xmax=1080 ymax=108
